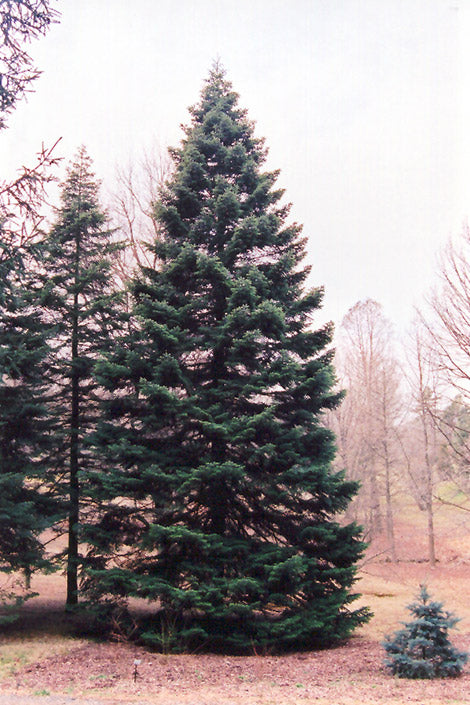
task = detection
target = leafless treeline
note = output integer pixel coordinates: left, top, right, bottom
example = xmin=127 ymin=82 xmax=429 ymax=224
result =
xmin=327 ymin=225 xmax=470 ymax=564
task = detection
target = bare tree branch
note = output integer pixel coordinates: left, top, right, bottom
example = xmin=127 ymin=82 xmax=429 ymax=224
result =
xmin=0 ymin=0 xmax=60 ymax=128
xmin=109 ymin=146 xmax=172 ymax=287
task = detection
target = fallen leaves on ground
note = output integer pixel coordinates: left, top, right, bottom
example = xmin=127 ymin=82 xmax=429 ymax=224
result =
xmin=2 ymin=633 xmax=470 ymax=704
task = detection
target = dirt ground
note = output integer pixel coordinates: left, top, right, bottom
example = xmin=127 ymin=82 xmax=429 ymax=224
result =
xmin=1 ymin=596 xmax=469 ymax=704
xmin=2 ymin=631 xmax=470 ymax=705
xmin=1 ymin=511 xmax=470 ymax=704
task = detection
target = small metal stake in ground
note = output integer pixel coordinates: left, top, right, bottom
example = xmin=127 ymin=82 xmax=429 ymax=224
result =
xmin=133 ymin=658 xmax=141 ymax=683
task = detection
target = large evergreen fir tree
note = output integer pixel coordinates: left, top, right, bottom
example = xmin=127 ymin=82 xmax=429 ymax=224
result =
xmin=84 ymin=66 xmax=369 ymax=651
xmin=42 ymin=147 xmax=123 ymax=606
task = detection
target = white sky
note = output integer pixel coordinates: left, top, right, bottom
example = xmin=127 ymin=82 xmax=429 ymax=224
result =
xmin=3 ymin=0 xmax=470 ymax=334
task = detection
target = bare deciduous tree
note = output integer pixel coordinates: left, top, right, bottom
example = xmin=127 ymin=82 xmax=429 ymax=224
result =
xmin=110 ymin=146 xmax=171 ymax=287
xmin=428 ymin=225 xmax=470 ymax=402
xmin=330 ymin=299 xmax=402 ymax=558
xmin=403 ymin=320 xmax=439 ymax=565
xmin=419 ymin=225 xmax=470 ymax=499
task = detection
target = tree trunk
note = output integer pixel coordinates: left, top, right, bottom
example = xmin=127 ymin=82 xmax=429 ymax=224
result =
xmin=383 ymin=441 xmax=397 ymax=562
xmin=423 ymin=428 xmax=436 ymax=566
xmin=369 ymin=464 xmax=382 ymax=537
xmin=66 ymin=296 xmax=80 ymax=606
xmin=419 ymin=400 xmax=436 ymax=566
xmin=67 ymin=215 xmax=81 ymax=607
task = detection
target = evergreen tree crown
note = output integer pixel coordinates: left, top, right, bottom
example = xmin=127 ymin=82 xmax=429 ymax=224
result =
xmin=83 ymin=67 xmax=369 ymax=653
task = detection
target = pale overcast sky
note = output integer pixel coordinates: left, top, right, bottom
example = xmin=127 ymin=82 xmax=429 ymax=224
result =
xmin=3 ymin=0 xmax=470 ymax=334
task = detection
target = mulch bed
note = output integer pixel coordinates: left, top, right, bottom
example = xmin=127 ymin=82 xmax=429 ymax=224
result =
xmin=3 ymin=633 xmax=470 ymax=704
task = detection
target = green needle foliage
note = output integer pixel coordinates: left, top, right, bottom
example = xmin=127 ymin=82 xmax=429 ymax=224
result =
xmin=42 ymin=147 xmax=123 ymax=606
xmin=84 ymin=65 xmax=369 ymax=653
xmin=0 ymin=0 xmax=61 ymax=616
xmin=0 ymin=229 xmax=55 ymax=581
xmin=383 ymin=585 xmax=468 ymax=678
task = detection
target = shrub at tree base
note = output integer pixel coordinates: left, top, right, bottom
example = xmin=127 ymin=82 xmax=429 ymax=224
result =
xmin=383 ymin=585 xmax=468 ymax=678
xmin=0 ymin=576 xmax=37 ymax=626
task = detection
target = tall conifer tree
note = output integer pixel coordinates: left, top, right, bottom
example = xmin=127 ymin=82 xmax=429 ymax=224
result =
xmin=0 ymin=0 xmax=59 ymax=607
xmin=43 ymin=147 xmax=122 ymax=606
xmin=85 ymin=66 xmax=368 ymax=651
xmin=0 ymin=229 xmax=54 ymax=587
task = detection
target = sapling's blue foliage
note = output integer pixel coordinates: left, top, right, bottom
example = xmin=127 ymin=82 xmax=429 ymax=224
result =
xmin=383 ymin=585 xmax=468 ymax=678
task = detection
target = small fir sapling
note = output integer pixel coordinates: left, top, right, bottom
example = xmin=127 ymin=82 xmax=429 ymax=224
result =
xmin=383 ymin=585 xmax=468 ymax=678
